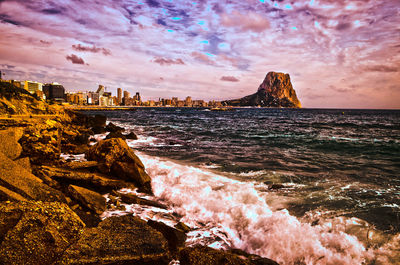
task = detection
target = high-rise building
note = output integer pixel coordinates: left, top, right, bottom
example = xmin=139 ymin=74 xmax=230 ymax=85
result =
xmin=117 ymin=88 xmax=122 ymax=105
xmin=185 ymin=96 xmax=192 ymax=107
xmin=43 ymin=82 xmax=65 ymax=101
xmin=97 ymin=85 xmax=105 ymax=96
xmin=24 ymin=81 xmax=43 ymax=94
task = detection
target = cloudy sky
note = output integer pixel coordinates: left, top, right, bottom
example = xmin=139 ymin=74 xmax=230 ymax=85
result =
xmin=0 ymin=0 xmax=399 ymax=108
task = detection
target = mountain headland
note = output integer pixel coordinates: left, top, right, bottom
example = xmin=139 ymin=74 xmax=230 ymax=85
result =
xmin=223 ymin=72 xmax=302 ymax=108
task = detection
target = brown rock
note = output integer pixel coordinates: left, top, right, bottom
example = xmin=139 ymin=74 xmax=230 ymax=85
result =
xmin=38 ymin=165 xmax=137 ymax=191
xmin=148 ymin=220 xmax=187 ymax=254
xmin=0 ymin=201 xmax=85 ymax=265
xmin=125 ymin=131 xmax=138 ymax=140
xmin=85 ymin=138 xmax=152 ymax=193
xmin=67 ymin=185 xmax=106 ymax=215
xmin=58 ymin=215 xmax=169 ymax=264
xmin=62 ymin=160 xmax=99 ymax=170
xmin=0 ymin=152 xmax=66 ymax=202
xmin=105 ymin=122 xmax=125 ymax=133
xmin=0 ymin=185 xmax=28 ymax=202
xmin=115 ymin=191 xmax=168 ymax=209
xmin=105 ymin=130 xmax=126 ymax=140
xmin=179 ymin=246 xmax=279 ymax=265
xmin=0 ymin=127 xmax=23 ymax=160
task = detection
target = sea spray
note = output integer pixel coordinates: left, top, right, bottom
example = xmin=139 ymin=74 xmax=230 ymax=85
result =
xmin=135 ymin=151 xmax=374 ymax=265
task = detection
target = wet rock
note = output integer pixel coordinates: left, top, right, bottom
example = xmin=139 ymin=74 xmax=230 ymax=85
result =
xmin=148 ymin=220 xmax=187 ymax=254
xmin=89 ymin=114 xmax=107 ymax=134
xmin=0 ymin=201 xmax=85 ymax=265
xmin=105 ymin=122 xmax=125 ymax=133
xmin=125 ymin=131 xmax=138 ymax=140
xmin=58 ymin=215 xmax=169 ymax=265
xmin=175 ymin=222 xmax=191 ymax=233
xmin=85 ymin=138 xmax=152 ymax=193
xmin=114 ymin=191 xmax=167 ymax=209
xmin=268 ymin=184 xmax=285 ymax=190
xmin=0 ymin=152 xmax=66 ymax=202
xmin=179 ymin=246 xmax=280 ymax=265
xmin=105 ymin=130 xmax=126 ymax=140
xmin=68 ymin=185 xmax=106 ymax=215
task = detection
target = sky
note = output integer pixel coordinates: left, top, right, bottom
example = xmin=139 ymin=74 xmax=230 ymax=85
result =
xmin=0 ymin=0 xmax=399 ymax=108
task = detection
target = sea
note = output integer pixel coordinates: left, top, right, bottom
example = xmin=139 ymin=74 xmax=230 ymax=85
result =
xmin=82 ymin=108 xmax=400 ymax=265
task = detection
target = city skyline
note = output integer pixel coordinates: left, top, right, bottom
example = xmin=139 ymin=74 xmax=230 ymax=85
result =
xmin=0 ymin=0 xmax=399 ymax=108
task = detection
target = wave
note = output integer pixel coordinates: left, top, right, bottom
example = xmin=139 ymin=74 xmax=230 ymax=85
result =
xmin=112 ymin=150 xmax=397 ymax=265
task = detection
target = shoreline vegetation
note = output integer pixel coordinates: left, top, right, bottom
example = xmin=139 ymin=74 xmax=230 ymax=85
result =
xmin=0 ymin=81 xmax=280 ymax=264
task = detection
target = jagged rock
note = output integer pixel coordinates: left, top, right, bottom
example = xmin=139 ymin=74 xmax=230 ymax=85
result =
xmin=62 ymin=161 xmax=99 ymax=170
xmin=269 ymin=184 xmax=285 ymax=190
xmin=114 ymin=191 xmax=168 ymax=209
xmin=223 ymin=72 xmax=301 ymax=108
xmin=105 ymin=130 xmax=126 ymax=140
xmin=125 ymin=131 xmax=138 ymax=140
xmin=0 ymin=201 xmax=85 ymax=265
xmin=0 ymin=186 xmax=28 ymax=202
xmin=105 ymin=122 xmax=125 ymax=133
xmin=179 ymin=246 xmax=279 ymax=265
xmin=148 ymin=220 xmax=187 ymax=254
xmin=58 ymin=215 xmax=169 ymax=265
xmin=89 ymin=114 xmax=107 ymax=134
xmin=0 ymin=152 xmax=66 ymax=202
xmin=38 ymin=165 xmax=137 ymax=191
xmin=175 ymin=222 xmax=191 ymax=233
xmin=85 ymin=138 xmax=152 ymax=193
xmin=67 ymin=185 xmax=106 ymax=215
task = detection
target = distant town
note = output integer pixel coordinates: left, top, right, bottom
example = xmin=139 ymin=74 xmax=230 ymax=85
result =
xmin=0 ymin=72 xmax=224 ymax=108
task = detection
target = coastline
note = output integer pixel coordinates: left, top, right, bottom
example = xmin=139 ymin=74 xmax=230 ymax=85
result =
xmin=0 ymin=83 xmax=279 ymax=264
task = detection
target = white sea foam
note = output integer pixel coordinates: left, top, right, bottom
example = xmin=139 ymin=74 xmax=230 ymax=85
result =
xmin=134 ymin=151 xmax=377 ymax=264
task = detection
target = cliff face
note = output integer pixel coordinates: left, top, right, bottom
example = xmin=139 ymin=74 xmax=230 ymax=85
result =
xmin=223 ymin=72 xmax=302 ymax=108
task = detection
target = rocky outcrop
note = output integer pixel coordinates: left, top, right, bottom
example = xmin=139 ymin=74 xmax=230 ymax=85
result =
xmin=58 ymin=215 xmax=169 ymax=264
xmin=223 ymin=72 xmax=301 ymax=108
xmin=85 ymin=138 xmax=152 ymax=193
xmin=0 ymin=201 xmax=85 ymax=265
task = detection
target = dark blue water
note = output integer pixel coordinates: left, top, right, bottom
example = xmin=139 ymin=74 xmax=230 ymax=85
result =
xmin=88 ymin=108 xmax=400 ymax=233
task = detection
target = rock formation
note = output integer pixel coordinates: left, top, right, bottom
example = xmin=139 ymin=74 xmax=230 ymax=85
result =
xmin=223 ymin=72 xmax=302 ymax=108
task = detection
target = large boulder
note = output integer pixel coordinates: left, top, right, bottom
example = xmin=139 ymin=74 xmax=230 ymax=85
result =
xmin=0 ymin=152 xmax=66 ymax=202
xmin=0 ymin=201 xmax=85 ymax=265
xmin=58 ymin=215 xmax=169 ymax=264
xmin=148 ymin=220 xmax=187 ymax=255
xmin=85 ymin=138 xmax=152 ymax=193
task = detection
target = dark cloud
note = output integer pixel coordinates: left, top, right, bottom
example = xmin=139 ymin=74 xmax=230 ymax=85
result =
xmin=212 ymin=3 xmax=223 ymax=14
xmin=41 ymin=8 xmax=63 ymax=15
xmin=72 ymin=44 xmax=111 ymax=56
xmin=336 ymin=22 xmax=351 ymax=31
xmin=156 ymin=18 xmax=167 ymax=26
xmin=363 ymin=65 xmax=398 ymax=73
xmin=146 ymin=0 xmax=160 ymax=8
xmin=220 ymin=76 xmax=240 ymax=82
xmin=66 ymin=54 xmax=85 ymax=65
xmin=0 ymin=14 xmax=21 ymax=26
xmin=40 ymin=40 xmax=52 ymax=45
xmin=153 ymin=57 xmax=185 ymax=66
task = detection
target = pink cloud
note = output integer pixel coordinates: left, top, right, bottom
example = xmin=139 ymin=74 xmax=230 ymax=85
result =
xmin=221 ymin=11 xmax=269 ymax=33
xmin=221 ymin=76 xmax=240 ymax=82
xmin=191 ymin=52 xmax=215 ymax=65
xmin=153 ymin=57 xmax=185 ymax=66
xmin=66 ymin=54 xmax=85 ymax=64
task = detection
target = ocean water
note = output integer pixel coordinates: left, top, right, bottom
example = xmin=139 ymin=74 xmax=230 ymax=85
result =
xmin=87 ymin=108 xmax=399 ymax=265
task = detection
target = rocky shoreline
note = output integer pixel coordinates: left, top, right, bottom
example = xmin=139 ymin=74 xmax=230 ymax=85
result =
xmin=0 ymin=81 xmax=279 ymax=264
